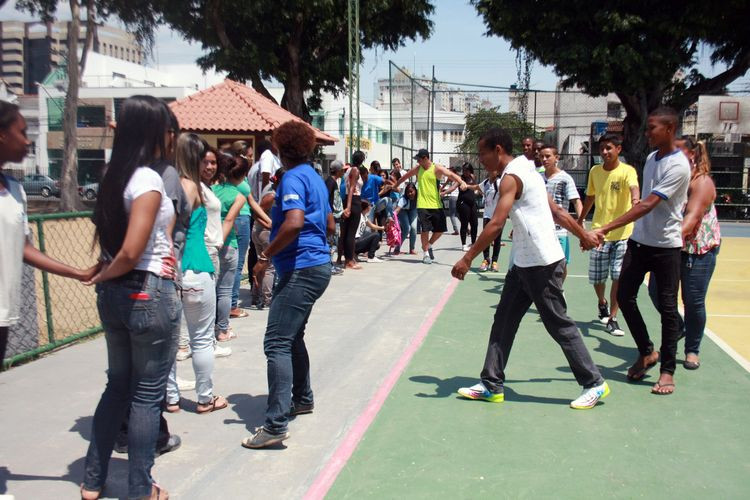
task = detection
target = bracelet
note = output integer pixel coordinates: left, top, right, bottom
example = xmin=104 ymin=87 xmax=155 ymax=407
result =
xmin=259 ymin=253 xmax=270 ymax=262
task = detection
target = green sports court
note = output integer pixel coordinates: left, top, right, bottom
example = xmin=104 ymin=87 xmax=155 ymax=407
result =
xmin=324 ymin=230 xmax=750 ymax=499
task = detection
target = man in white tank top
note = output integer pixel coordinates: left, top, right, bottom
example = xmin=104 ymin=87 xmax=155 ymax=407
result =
xmin=451 ymin=128 xmax=610 ymax=410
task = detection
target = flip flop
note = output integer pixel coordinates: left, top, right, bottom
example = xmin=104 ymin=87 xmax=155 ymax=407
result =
xmin=651 ymin=382 xmax=675 ymax=395
xmin=197 ymin=395 xmax=228 ymax=414
xmin=683 ymin=360 xmax=700 ymax=370
xmin=627 ymin=353 xmax=659 ymax=381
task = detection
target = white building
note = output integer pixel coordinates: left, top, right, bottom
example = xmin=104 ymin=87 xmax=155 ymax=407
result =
xmin=31 ymin=52 xmax=199 ymax=179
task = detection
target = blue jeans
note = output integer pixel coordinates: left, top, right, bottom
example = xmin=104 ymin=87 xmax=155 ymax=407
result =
xmin=648 ymin=247 xmax=719 ymax=355
xmin=398 ymin=207 xmax=418 ymax=252
xmin=84 ymin=273 xmax=180 ymax=498
xmin=216 ymin=245 xmax=238 ymax=332
xmin=263 ymin=264 xmax=331 ymax=434
xmin=232 ymin=214 xmax=251 ymax=308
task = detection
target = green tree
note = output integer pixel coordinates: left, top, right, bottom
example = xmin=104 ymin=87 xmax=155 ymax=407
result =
xmin=471 ymin=0 xmax=750 ymax=167
xmin=155 ymin=0 xmax=434 ymax=120
xmin=16 ymin=0 xmax=160 ymax=211
xmin=459 ymin=107 xmax=536 ymax=155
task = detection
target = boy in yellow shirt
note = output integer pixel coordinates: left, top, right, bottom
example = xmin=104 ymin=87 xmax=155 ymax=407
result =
xmin=578 ymin=134 xmax=640 ymax=336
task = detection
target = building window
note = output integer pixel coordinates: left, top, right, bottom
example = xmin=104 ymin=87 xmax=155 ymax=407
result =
xmin=607 ymin=102 xmax=623 ymax=119
xmin=77 ymin=106 xmax=106 ymax=128
xmin=48 ymin=149 xmax=105 ymax=184
xmin=47 ymin=98 xmax=65 ymax=131
xmin=416 ymin=130 xmax=428 ymax=142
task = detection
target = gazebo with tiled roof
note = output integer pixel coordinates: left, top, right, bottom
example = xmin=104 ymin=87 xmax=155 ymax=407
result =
xmin=169 ymin=79 xmax=336 ymax=156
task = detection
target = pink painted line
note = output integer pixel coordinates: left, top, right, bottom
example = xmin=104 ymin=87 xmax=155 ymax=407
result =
xmin=304 ymin=278 xmax=460 ymax=500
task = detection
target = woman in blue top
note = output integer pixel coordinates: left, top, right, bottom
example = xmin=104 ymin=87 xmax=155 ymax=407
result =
xmin=243 ymin=121 xmax=334 ymax=449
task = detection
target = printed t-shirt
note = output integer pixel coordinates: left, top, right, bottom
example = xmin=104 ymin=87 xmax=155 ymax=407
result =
xmin=586 ymin=162 xmax=639 ymax=241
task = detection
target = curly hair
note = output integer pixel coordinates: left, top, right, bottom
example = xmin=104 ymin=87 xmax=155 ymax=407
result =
xmin=272 ymin=120 xmax=316 ymax=164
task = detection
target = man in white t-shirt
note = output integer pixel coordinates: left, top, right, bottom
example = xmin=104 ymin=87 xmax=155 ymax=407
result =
xmin=249 ymin=140 xmax=281 ymax=201
xmin=594 ymin=107 xmax=690 ymax=395
xmin=452 ymin=127 xmax=609 ymax=410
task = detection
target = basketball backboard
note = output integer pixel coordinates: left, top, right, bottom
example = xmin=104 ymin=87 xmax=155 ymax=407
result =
xmin=696 ymin=95 xmax=750 ymax=138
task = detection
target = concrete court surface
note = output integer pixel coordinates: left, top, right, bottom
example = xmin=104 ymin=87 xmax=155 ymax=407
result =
xmin=0 ymin=236 xmax=465 ymax=499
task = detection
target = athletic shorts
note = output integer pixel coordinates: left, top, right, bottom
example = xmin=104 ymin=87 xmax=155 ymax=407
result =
xmin=589 ymin=239 xmax=627 ymax=284
xmin=558 ymin=235 xmax=570 ymax=264
xmin=417 ymin=208 xmax=447 ymax=233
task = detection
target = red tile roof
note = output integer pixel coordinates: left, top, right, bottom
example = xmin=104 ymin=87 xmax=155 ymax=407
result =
xmin=169 ymin=79 xmax=337 ymax=145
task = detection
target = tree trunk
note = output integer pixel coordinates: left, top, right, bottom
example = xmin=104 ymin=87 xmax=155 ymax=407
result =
xmin=60 ymin=0 xmax=82 ymax=212
xmin=616 ymin=88 xmax=663 ymax=171
xmin=280 ymin=15 xmax=310 ymax=121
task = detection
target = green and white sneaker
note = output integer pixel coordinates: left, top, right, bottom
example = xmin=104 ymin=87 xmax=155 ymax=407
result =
xmin=457 ymin=382 xmax=504 ymax=403
xmin=570 ymin=381 xmax=610 ymax=410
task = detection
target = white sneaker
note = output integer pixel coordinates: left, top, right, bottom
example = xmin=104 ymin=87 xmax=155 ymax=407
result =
xmin=367 ymin=256 xmax=385 ymax=263
xmin=214 ymin=344 xmax=232 ymax=358
xmin=176 ymin=348 xmax=191 ymax=361
xmin=570 ymin=381 xmax=610 ymax=410
xmin=176 ymin=377 xmax=195 ymax=391
xmin=462 ymin=244 xmax=471 ymax=251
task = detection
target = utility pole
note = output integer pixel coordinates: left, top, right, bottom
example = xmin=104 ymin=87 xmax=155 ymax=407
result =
xmin=348 ymin=0 xmax=361 ymax=157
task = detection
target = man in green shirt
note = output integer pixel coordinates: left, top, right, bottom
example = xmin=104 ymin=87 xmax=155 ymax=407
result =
xmin=393 ymin=149 xmax=466 ymax=264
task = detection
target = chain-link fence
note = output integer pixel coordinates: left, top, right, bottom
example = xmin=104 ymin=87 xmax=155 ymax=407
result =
xmin=386 ymin=62 xmax=750 ymax=219
xmin=4 ymin=211 xmax=101 ymax=369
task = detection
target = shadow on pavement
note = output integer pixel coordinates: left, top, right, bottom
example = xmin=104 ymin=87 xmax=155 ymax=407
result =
xmin=223 ymin=393 xmax=268 ymax=431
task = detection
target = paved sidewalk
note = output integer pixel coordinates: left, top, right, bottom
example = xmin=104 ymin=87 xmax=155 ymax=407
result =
xmin=0 ymin=237 xmax=465 ymax=499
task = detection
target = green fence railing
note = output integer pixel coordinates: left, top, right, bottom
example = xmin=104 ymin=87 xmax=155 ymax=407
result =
xmin=3 ymin=211 xmax=103 ymax=370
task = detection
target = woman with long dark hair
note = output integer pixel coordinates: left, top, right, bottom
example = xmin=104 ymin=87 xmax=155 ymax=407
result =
xmin=82 ymin=95 xmax=178 ymax=499
xmin=340 ymin=151 xmax=364 ymax=270
xmin=479 ymin=170 xmax=503 ymax=272
xmin=243 ymin=121 xmax=333 ymax=449
xmin=0 ymin=102 xmax=97 ymax=371
xmin=166 ymin=133 xmax=228 ymax=414
xmin=455 ymin=163 xmax=479 ymax=251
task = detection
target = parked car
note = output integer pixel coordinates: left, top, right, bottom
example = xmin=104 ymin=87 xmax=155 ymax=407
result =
xmin=21 ymin=174 xmax=60 ymax=198
xmin=78 ymin=182 xmax=99 ymax=201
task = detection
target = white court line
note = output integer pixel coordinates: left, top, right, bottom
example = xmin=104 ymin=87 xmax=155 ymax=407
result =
xmin=707 ymin=314 xmax=750 ymax=318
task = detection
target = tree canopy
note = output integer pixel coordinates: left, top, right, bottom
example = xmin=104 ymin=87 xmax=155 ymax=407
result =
xmin=459 ymin=107 xmax=535 ymax=156
xmin=471 ymin=0 xmax=750 ymax=166
xmin=154 ymin=0 xmax=435 ymax=120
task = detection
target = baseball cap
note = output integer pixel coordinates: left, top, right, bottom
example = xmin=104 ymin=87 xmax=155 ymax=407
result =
xmin=413 ymin=148 xmax=429 ymax=160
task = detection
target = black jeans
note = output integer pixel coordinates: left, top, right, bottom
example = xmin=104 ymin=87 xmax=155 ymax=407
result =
xmin=480 ymin=260 xmax=603 ymax=393
xmin=457 ymin=201 xmax=478 ymax=246
xmin=341 ymin=195 xmax=362 ymax=261
xmin=355 ymin=232 xmax=381 ymax=259
xmin=617 ymin=239 xmax=682 ymax=374
xmin=0 ymin=326 xmax=7 ymax=371
xmin=482 ymin=217 xmax=503 ymax=263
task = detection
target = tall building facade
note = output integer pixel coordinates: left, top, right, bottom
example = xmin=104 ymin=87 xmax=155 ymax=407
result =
xmin=0 ymin=20 xmax=142 ymax=95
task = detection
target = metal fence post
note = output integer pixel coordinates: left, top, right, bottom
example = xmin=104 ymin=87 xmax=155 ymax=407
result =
xmin=35 ymin=218 xmax=55 ymax=344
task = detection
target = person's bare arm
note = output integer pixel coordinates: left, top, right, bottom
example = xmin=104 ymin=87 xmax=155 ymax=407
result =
xmin=23 ymin=244 xmax=99 ymax=281
xmin=572 ymin=198 xmax=583 ymax=219
xmin=260 ymin=192 xmax=275 ymax=214
xmin=548 ymin=195 xmax=599 ymax=249
xmin=393 ymin=166 xmax=420 ymax=188
xmin=247 ymin=193 xmax=272 ymax=228
xmin=682 ymin=176 xmax=715 ymax=239
xmin=366 ymin=219 xmax=385 ymax=232
xmin=630 ymin=185 xmax=640 ymax=206
xmin=596 ymin=192 xmax=663 ymax=237
xmin=222 ymin=194 xmax=246 ymax=241
xmin=435 ymin=165 xmax=466 ymax=188
xmin=452 ymin=175 xmax=517 ymax=279
xmin=327 ymin=213 xmax=335 ymax=236
xmin=441 ymin=182 xmax=459 ymax=196
xmin=261 ymin=209 xmax=304 ymax=257
xmin=578 ymin=195 xmax=595 ymax=226
xmin=343 ymin=168 xmax=358 ymax=218
xmin=86 ymin=191 xmax=161 ymax=283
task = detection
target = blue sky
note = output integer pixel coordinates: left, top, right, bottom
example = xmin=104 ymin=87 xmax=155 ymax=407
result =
xmin=2 ymin=0 xmax=747 ymax=102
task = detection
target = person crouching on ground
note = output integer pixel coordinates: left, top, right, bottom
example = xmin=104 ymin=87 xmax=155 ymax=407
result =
xmin=452 ymin=127 xmax=610 ymax=410
xmin=243 ymin=120 xmax=334 ymax=449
